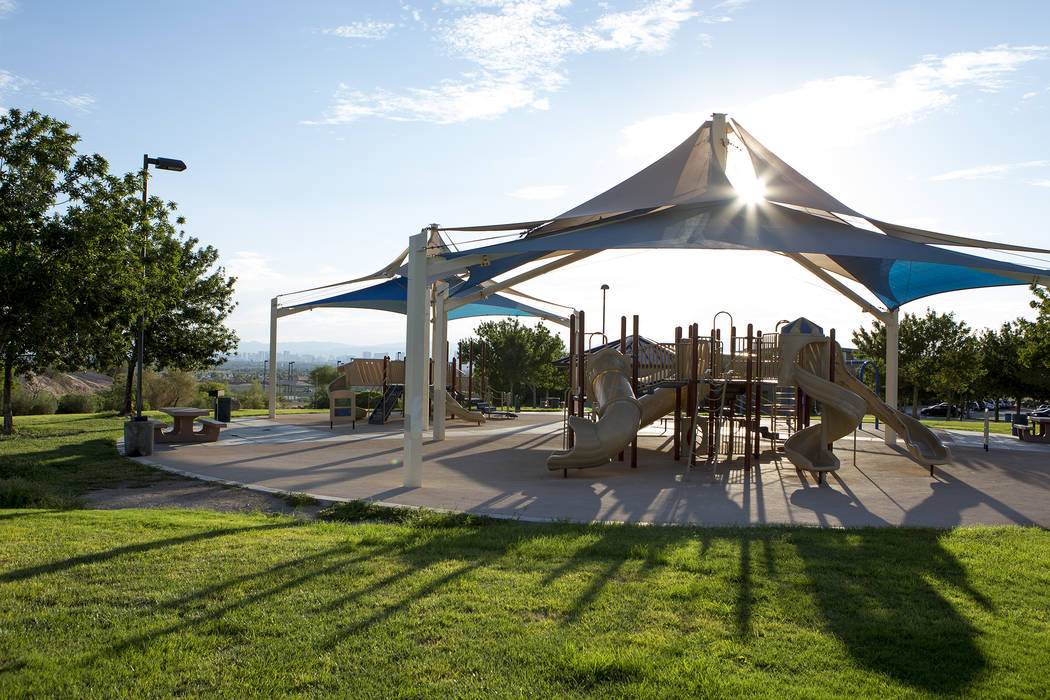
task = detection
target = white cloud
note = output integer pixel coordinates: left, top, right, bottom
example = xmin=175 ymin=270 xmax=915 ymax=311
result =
xmin=617 ymin=110 xmax=702 ymax=159
xmin=701 ymin=0 xmax=749 ymax=24
xmin=314 ymin=0 xmax=701 ymax=125
xmin=508 ymin=184 xmax=568 ymax=199
xmin=0 ymin=1 xmax=15 ymax=18
xmin=736 ymin=44 xmax=1048 ymax=148
xmin=323 ymin=21 xmax=395 ymax=40
xmin=591 ymin=0 xmax=697 ymax=52
xmin=1032 ymin=179 xmax=1050 ymax=188
xmin=1022 ymin=91 xmax=1039 ymax=99
xmin=226 ymin=251 xmax=286 ymax=291
xmin=40 ymin=91 xmax=95 ymax=111
xmin=931 ymin=160 xmax=1048 ymax=181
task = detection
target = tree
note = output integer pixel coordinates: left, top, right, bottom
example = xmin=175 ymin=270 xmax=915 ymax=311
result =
xmin=86 ymin=172 xmax=238 ymax=414
xmin=0 ymin=109 xmax=124 ymax=434
xmin=976 ymin=322 xmax=1042 ymax=419
xmin=1022 ymin=284 xmax=1050 ymax=381
xmin=308 ymin=365 xmax=339 ymax=408
xmin=852 ymin=309 xmax=983 ymax=419
xmin=463 ymin=319 xmax=567 ymax=408
xmin=851 ymin=312 xmax=927 ymax=416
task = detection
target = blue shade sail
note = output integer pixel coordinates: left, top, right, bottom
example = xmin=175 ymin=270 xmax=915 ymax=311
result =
xmin=284 ymin=276 xmax=563 ymax=321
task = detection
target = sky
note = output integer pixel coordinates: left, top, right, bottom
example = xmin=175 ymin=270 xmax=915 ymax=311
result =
xmin=3 ymin=0 xmax=1050 ymax=357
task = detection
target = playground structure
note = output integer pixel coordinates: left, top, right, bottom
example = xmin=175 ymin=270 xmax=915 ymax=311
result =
xmin=264 ymin=112 xmax=1049 ymax=489
xmin=326 ymin=352 xmax=492 ymax=428
xmin=549 ymin=312 xmax=951 ymax=483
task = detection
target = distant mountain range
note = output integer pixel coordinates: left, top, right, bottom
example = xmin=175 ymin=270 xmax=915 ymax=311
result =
xmin=232 ymin=340 xmax=406 ymax=362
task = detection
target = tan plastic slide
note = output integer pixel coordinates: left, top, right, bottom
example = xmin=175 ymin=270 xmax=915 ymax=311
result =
xmin=832 ymin=348 xmax=951 ymax=466
xmin=779 ymin=332 xmax=866 ymax=475
xmin=547 ymin=348 xmax=680 ymax=470
xmin=435 ymin=388 xmax=486 ymax=424
xmin=777 ymin=323 xmax=951 ymax=476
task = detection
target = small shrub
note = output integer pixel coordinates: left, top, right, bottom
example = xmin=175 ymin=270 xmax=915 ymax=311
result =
xmin=279 ymin=491 xmax=320 ymax=507
xmin=318 ymin=500 xmax=493 ymax=527
xmin=236 ymin=381 xmax=268 ymax=410
xmin=96 ymin=377 xmax=127 ymax=412
xmin=10 ymin=387 xmax=57 ymax=416
xmin=57 ymin=393 xmax=99 ymax=414
xmin=356 ymin=390 xmax=382 ymax=410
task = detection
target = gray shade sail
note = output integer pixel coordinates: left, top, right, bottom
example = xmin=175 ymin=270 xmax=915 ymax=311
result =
xmin=435 ymin=115 xmax=1049 ymax=310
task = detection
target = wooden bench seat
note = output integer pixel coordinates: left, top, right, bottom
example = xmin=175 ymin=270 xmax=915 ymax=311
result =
xmin=194 ymin=417 xmax=227 ymax=442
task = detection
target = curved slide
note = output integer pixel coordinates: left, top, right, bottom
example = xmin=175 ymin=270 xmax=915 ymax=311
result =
xmin=547 ymin=348 xmax=680 ymax=470
xmin=779 ymin=340 xmax=866 ymax=475
xmin=832 ymin=350 xmax=950 ymax=466
xmin=434 ymin=388 xmax=486 ymax=424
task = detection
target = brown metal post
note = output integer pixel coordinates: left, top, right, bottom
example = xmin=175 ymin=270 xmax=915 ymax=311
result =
xmin=708 ymin=327 xmax=717 ymax=461
xmin=467 ymin=340 xmax=474 ymax=406
xmin=754 ymin=330 xmax=762 ymax=458
xmin=673 ymin=326 xmax=682 ymax=461
xmin=631 ymin=314 xmax=639 ymax=468
xmin=745 ymin=323 xmax=753 ymax=470
xmin=577 ymin=311 xmax=586 ymax=419
xmin=481 ymin=343 xmax=487 ymax=398
xmin=828 ymin=328 xmax=836 ymax=452
xmin=568 ymin=314 xmax=575 ymax=449
xmin=620 ymin=316 xmax=627 ymax=354
xmin=691 ymin=324 xmax=700 ymax=465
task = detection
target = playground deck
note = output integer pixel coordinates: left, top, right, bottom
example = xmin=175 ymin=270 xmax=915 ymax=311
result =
xmin=124 ymin=412 xmax=1049 ymax=528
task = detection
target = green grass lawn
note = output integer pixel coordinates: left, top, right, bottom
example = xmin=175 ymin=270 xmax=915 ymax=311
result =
xmin=0 ymin=509 xmax=1047 ymax=697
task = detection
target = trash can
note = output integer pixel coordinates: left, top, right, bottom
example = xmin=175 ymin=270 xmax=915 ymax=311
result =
xmin=215 ymin=397 xmax=232 ymax=422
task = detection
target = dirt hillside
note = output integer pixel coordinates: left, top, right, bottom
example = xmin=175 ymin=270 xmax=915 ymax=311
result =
xmin=23 ymin=371 xmax=114 ymax=396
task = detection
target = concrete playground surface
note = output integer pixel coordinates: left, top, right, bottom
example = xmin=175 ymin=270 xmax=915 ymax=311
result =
xmin=128 ymin=412 xmax=1050 ymax=528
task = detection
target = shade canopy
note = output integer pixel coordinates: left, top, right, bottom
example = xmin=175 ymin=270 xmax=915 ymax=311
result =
xmin=437 ymin=115 xmax=1050 ymax=310
xmin=282 ymin=276 xmax=568 ymax=324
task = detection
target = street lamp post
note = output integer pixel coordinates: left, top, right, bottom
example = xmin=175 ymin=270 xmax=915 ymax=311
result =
xmin=600 ymin=284 xmax=610 ymax=339
xmin=288 ymin=361 xmax=295 ymax=401
xmin=263 ymin=359 xmax=268 ymax=389
xmin=134 ymin=154 xmax=187 ymax=420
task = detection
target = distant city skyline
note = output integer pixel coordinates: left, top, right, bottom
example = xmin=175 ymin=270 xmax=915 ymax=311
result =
xmin=4 ymin=1 xmax=1049 ymax=351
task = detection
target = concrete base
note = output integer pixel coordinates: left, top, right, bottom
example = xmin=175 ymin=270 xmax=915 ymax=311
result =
xmin=123 ymin=419 xmax=154 ymax=457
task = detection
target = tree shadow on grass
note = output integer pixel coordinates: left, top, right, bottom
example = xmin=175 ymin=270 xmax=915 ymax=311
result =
xmin=791 ymin=527 xmax=989 ymax=693
xmin=14 ymin=511 xmax=988 ymax=696
xmin=0 ymin=521 xmax=300 ymax=584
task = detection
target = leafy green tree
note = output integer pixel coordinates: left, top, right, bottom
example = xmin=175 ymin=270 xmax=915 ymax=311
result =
xmin=920 ymin=311 xmax=982 ymax=418
xmin=1022 ymin=284 xmax=1050 ymax=382
xmin=0 ymin=108 xmax=124 ymax=434
xmin=84 ymin=171 xmax=238 ymax=414
xmin=462 ymin=319 xmax=566 ymax=408
xmin=977 ymin=321 xmax=1043 ymax=418
xmin=853 ymin=309 xmax=983 ymax=418
xmin=308 ymin=365 xmax=339 ymax=408
xmin=851 ymin=312 xmax=927 ymax=415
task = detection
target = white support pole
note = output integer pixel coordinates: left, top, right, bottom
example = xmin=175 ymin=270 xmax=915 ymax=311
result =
xmin=268 ymin=297 xmax=278 ymax=419
xmin=403 ymin=230 xmax=428 ymax=487
xmin=712 ymin=113 xmax=729 ymax=173
xmin=885 ymin=307 xmax=899 ymax=446
xmin=432 ymin=283 xmax=448 ymax=441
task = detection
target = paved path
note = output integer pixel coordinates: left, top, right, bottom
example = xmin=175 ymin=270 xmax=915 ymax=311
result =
xmin=126 ymin=413 xmax=1050 ymax=528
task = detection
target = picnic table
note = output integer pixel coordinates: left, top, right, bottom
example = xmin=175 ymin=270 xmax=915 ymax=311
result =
xmin=154 ymin=407 xmax=226 ymax=444
xmin=1019 ymin=416 xmax=1050 ymax=443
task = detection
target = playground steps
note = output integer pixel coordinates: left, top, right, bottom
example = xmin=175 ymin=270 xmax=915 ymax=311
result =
xmin=369 ymin=384 xmax=404 ymax=424
xmin=770 ymin=386 xmax=796 ymax=435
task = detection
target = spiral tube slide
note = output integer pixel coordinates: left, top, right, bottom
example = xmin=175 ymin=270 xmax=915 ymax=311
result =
xmin=778 ymin=332 xmax=866 ymax=475
xmin=832 ymin=347 xmax=950 ymax=466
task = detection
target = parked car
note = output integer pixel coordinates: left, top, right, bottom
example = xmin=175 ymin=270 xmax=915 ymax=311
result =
xmin=919 ymin=403 xmax=959 ymax=418
xmin=1032 ymin=404 xmax=1050 ymax=418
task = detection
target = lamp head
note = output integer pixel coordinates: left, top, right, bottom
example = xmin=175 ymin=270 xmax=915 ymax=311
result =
xmin=146 ymin=156 xmax=187 ymax=172
xmin=601 ymin=284 xmax=609 ymax=291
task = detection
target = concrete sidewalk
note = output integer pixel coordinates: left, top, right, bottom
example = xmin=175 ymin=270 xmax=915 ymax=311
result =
xmin=127 ymin=412 xmax=1050 ymax=528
